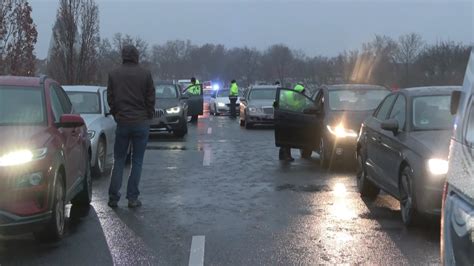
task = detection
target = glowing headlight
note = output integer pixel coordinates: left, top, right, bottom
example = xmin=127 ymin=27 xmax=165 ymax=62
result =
xmin=166 ymin=106 xmax=181 ymax=114
xmin=427 ymin=158 xmax=449 ymax=175
xmin=87 ymin=130 xmax=96 ymax=139
xmin=0 ymin=148 xmax=47 ymax=167
xmin=213 ymin=84 xmax=220 ymax=90
xmin=327 ymin=124 xmax=358 ymax=138
xmin=217 ymin=102 xmax=226 ymax=107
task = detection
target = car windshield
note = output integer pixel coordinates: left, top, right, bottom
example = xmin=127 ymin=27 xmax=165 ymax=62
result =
xmin=0 ymin=86 xmax=46 ymax=125
xmin=249 ymin=88 xmax=276 ymax=100
xmin=328 ymin=89 xmax=389 ymax=111
xmin=156 ymin=85 xmax=178 ymax=98
xmin=67 ymin=92 xmax=101 ymax=114
xmin=413 ymin=95 xmax=454 ymax=131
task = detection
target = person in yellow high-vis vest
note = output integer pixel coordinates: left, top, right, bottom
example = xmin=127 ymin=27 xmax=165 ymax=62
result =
xmin=229 ymin=80 xmax=239 ymax=118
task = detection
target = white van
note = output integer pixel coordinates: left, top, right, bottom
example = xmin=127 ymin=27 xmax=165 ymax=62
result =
xmin=441 ymin=47 xmax=474 ymax=265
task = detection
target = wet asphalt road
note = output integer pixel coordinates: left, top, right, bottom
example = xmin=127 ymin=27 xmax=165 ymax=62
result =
xmin=0 ymin=110 xmax=440 ymax=265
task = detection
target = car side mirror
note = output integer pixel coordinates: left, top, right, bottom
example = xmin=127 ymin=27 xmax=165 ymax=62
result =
xmin=381 ymin=119 xmax=399 ymax=135
xmin=450 ymin=90 xmax=462 ymax=115
xmin=57 ymin=114 xmax=85 ymax=128
xmin=273 ymin=101 xmax=279 ymax=109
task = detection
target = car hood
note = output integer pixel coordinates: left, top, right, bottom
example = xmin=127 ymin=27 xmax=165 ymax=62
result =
xmin=248 ymin=99 xmax=274 ymax=107
xmin=0 ymin=125 xmax=52 ymax=151
xmin=326 ymin=110 xmax=373 ymax=132
xmin=155 ymin=98 xmax=180 ymax=109
xmin=409 ymin=130 xmax=451 ymax=158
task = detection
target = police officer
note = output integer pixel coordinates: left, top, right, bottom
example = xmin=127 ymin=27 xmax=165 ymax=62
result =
xmin=229 ymin=80 xmax=239 ymax=118
xmin=279 ymin=82 xmax=306 ymax=162
xmin=186 ymin=77 xmax=201 ymax=122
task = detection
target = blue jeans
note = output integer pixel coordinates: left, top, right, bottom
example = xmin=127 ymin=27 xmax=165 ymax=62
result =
xmin=109 ymin=124 xmax=150 ymax=201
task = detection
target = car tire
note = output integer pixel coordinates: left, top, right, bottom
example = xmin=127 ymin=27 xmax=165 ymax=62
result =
xmin=319 ymin=137 xmax=330 ymax=169
xmin=71 ymin=158 xmax=92 ymax=206
xmin=92 ymin=137 xmax=106 ymax=177
xmin=399 ymin=166 xmax=419 ymax=227
xmin=34 ymin=173 xmax=65 ymax=242
xmin=300 ymin=148 xmax=312 ymax=159
xmin=356 ymin=152 xmax=380 ymax=199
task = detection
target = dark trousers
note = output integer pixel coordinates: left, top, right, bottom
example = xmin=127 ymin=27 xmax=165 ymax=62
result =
xmin=109 ymin=124 xmax=150 ymax=201
xmin=229 ymin=96 xmax=237 ymax=117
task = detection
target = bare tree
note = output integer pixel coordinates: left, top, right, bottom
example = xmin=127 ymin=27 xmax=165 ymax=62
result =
xmin=262 ymin=44 xmax=294 ymax=84
xmin=395 ymin=33 xmax=424 ymax=86
xmin=76 ymin=0 xmax=99 ymax=83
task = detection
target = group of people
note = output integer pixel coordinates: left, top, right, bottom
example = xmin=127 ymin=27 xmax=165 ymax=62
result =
xmin=106 ymin=44 xmax=307 ymax=208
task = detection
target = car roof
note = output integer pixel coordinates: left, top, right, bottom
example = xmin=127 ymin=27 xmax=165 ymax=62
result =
xmin=250 ymin=85 xmax=279 ymax=89
xmin=0 ymin=76 xmax=43 ymax=87
xmin=324 ymin=84 xmax=387 ymax=90
xmin=400 ymin=86 xmax=461 ymax=96
xmin=63 ymin=85 xmax=105 ymax=93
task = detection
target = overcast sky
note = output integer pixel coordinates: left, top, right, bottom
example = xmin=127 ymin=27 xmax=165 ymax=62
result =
xmin=30 ymin=0 xmax=473 ymax=59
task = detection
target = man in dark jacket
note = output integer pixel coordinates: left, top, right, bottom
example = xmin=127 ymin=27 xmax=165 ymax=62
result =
xmin=107 ymin=45 xmax=155 ymax=208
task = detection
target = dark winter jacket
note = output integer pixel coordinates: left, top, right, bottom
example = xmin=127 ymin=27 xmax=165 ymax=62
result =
xmin=107 ymin=45 xmax=155 ymax=125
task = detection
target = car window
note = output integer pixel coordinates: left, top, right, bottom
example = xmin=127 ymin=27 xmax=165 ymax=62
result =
xmin=248 ymin=88 xmax=277 ymax=100
xmin=156 ymin=85 xmax=178 ymax=98
xmin=412 ymin=95 xmax=454 ymax=131
xmin=375 ymin=94 xmax=397 ymax=120
xmin=389 ymin=95 xmax=406 ymax=130
xmin=50 ymin=85 xmax=65 ymax=122
xmin=279 ymin=89 xmax=314 ymax=113
xmin=54 ymin=85 xmax=72 ymax=114
xmin=67 ymin=92 xmax=101 ymax=114
xmin=0 ymin=85 xmax=46 ymax=125
xmin=465 ymin=101 xmax=474 ymax=144
xmin=328 ymin=89 xmax=389 ymax=111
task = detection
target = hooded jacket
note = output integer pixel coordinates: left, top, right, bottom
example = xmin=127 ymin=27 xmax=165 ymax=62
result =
xmin=107 ymin=45 xmax=156 ymax=125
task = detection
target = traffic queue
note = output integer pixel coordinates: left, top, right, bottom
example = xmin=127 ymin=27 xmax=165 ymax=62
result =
xmin=0 ymin=45 xmax=473 ymax=264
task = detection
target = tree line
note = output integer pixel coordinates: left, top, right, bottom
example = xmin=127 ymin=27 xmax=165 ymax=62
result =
xmin=2 ymin=0 xmax=471 ymax=89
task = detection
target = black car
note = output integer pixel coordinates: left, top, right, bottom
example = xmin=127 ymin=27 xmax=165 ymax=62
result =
xmin=441 ymin=51 xmax=474 ymax=265
xmin=150 ymin=82 xmax=188 ymax=137
xmin=357 ymin=86 xmax=459 ymax=226
xmin=274 ymin=84 xmax=389 ymax=168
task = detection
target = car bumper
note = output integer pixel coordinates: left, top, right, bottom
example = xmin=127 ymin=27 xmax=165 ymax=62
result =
xmin=415 ymin=173 xmax=445 ymax=216
xmin=0 ymin=210 xmax=52 ymax=235
xmin=216 ymin=105 xmax=240 ymax=114
xmin=326 ymin=135 xmax=358 ymax=162
xmin=247 ymin=114 xmax=274 ymax=124
xmin=150 ymin=115 xmax=186 ymax=132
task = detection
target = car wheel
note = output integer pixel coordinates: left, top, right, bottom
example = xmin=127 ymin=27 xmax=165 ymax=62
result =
xmin=319 ymin=137 xmax=330 ymax=169
xmin=72 ymin=157 xmax=92 ymax=206
xmin=399 ymin=166 xmax=419 ymax=227
xmin=92 ymin=138 xmax=106 ymax=177
xmin=34 ymin=173 xmax=65 ymax=242
xmin=300 ymin=148 xmax=312 ymax=159
xmin=356 ymin=152 xmax=380 ymax=199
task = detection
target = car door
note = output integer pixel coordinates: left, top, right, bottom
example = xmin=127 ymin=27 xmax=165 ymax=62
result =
xmin=102 ymin=89 xmax=116 ymax=161
xmin=274 ymin=88 xmax=319 ymax=150
xmin=50 ymin=84 xmax=83 ymax=192
xmin=378 ymin=94 xmax=407 ymax=193
xmin=185 ymin=84 xmax=204 ymax=117
xmin=365 ymin=94 xmax=397 ymax=187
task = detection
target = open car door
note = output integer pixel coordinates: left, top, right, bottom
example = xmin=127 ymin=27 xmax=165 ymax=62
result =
xmin=184 ymin=84 xmax=204 ymax=117
xmin=274 ymin=88 xmax=320 ymax=150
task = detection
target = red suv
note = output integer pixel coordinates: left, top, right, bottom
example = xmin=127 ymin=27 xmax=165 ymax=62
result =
xmin=0 ymin=76 xmax=92 ymax=241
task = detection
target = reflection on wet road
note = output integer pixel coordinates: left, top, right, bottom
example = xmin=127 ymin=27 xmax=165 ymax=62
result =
xmin=0 ymin=113 xmax=440 ymax=265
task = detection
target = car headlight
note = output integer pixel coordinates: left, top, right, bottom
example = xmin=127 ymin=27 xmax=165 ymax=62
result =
xmin=427 ymin=158 xmax=449 ymax=175
xmin=166 ymin=106 xmax=181 ymax=114
xmin=217 ymin=102 xmax=226 ymax=107
xmin=87 ymin=130 xmax=96 ymax=139
xmin=248 ymin=107 xmax=261 ymax=113
xmin=327 ymin=124 xmax=358 ymax=138
xmin=16 ymin=172 xmax=43 ymax=188
xmin=0 ymin=148 xmax=47 ymax=167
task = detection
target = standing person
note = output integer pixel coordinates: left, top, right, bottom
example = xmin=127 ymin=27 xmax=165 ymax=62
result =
xmin=186 ymin=77 xmax=201 ymax=122
xmin=279 ymin=82 xmax=306 ymax=162
xmin=229 ymin=80 xmax=239 ymax=118
xmin=107 ymin=45 xmax=155 ymax=208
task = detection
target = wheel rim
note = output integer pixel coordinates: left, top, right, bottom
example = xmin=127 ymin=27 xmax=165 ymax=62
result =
xmin=55 ymin=184 xmax=65 ymax=234
xmin=400 ymin=173 xmax=412 ymax=221
xmin=97 ymin=141 xmax=105 ymax=173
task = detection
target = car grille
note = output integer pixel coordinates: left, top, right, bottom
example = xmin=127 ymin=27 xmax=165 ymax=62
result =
xmin=263 ymin=107 xmax=274 ymax=115
xmin=154 ymin=109 xmax=164 ymax=118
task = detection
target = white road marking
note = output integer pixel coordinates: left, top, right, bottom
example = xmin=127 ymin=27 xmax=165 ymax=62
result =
xmin=207 ymin=127 xmax=212 ymax=134
xmin=189 ymin=236 xmax=205 ymax=266
xmin=203 ymin=148 xmax=211 ymax=166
